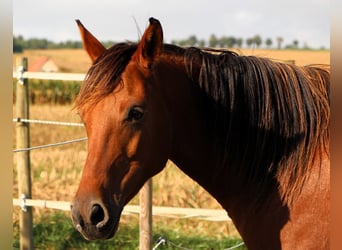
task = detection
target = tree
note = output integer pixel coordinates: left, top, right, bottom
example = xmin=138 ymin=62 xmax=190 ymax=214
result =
xmin=276 ymin=37 xmax=284 ymax=50
xmin=235 ymin=38 xmax=243 ymax=48
xmin=187 ymin=35 xmax=198 ymax=46
xmin=265 ymin=38 xmax=273 ymax=49
xmin=218 ymin=36 xmax=236 ymax=48
xmin=218 ymin=36 xmax=227 ymax=48
xmin=27 ymin=38 xmax=48 ymax=49
xmin=170 ymin=35 xmax=198 ymax=47
xmin=253 ymin=35 xmax=262 ymax=48
xmin=209 ymin=34 xmax=218 ymax=48
xmin=198 ymin=39 xmax=206 ymax=47
xmin=226 ymin=36 xmax=237 ymax=48
xmin=292 ymin=40 xmax=299 ymax=49
xmin=13 ymin=35 xmax=24 ymax=53
xmin=246 ymin=38 xmax=254 ymax=48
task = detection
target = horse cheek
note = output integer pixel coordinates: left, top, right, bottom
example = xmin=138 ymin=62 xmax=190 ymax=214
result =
xmin=125 ymin=131 xmax=141 ymax=159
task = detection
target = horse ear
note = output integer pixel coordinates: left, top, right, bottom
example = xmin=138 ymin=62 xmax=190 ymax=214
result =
xmin=76 ymin=19 xmax=106 ymax=62
xmin=135 ymin=17 xmax=163 ymax=68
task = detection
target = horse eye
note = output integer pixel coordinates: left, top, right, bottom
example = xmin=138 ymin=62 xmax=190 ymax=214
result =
xmin=127 ymin=107 xmax=144 ymax=122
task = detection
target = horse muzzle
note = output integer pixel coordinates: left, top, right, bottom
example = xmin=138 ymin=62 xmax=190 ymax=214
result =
xmin=70 ymin=199 xmax=122 ymax=240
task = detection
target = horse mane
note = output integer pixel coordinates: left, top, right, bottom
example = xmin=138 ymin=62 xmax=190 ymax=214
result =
xmin=183 ymin=47 xmax=330 ymax=204
xmin=76 ymin=42 xmax=330 ymax=204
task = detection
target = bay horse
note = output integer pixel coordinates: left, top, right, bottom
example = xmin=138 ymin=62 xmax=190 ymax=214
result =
xmin=71 ymin=18 xmax=330 ymax=249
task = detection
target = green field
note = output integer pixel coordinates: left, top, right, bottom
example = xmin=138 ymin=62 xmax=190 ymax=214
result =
xmin=13 ymin=211 xmax=245 ymax=249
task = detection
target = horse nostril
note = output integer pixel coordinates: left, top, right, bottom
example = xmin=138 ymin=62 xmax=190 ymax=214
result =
xmin=90 ymin=204 xmax=105 ymax=227
xmin=71 ymin=205 xmax=85 ymax=232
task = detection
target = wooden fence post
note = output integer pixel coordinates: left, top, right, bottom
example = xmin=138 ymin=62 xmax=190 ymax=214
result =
xmin=139 ymin=179 xmax=153 ymax=250
xmin=16 ymin=57 xmax=34 ymax=250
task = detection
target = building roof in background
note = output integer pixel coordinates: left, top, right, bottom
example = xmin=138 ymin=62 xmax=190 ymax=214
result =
xmin=28 ymin=56 xmax=59 ymax=72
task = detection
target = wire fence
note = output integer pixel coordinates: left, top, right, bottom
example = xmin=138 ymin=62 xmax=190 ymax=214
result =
xmin=13 ymin=196 xmax=230 ymax=222
xmin=13 ymin=137 xmax=88 ymax=153
xmin=13 ymin=117 xmax=84 ymax=127
xmin=13 ymin=61 xmax=244 ymax=250
xmin=13 ymin=117 xmax=228 ymax=221
xmin=12 ymin=117 xmax=86 ymax=153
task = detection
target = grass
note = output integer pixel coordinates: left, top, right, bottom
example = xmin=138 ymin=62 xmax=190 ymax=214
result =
xmin=13 ymin=211 xmax=245 ymax=250
xmin=230 ymin=48 xmax=330 ymax=66
xmin=13 ymin=104 xmax=242 ymax=249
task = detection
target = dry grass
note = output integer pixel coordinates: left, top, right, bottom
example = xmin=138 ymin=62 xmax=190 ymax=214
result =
xmin=231 ymin=48 xmax=330 ymax=66
xmin=13 ymin=104 xmax=237 ymax=239
xmin=13 ymin=105 xmax=87 ymax=217
xmin=13 ymin=48 xmax=330 ymax=73
xmin=13 ymin=49 xmax=92 ymax=73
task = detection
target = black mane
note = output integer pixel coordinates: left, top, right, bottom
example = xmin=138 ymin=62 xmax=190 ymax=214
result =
xmin=183 ymin=47 xmax=330 ymax=203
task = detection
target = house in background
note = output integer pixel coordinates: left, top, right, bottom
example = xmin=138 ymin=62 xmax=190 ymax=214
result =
xmin=28 ymin=56 xmax=59 ymax=72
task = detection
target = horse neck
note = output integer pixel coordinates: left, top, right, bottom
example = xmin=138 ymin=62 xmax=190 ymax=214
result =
xmin=156 ymin=54 xmax=238 ymax=206
xmin=156 ymin=53 xmax=283 ymax=245
xmin=155 ymin=53 xmax=329 ymax=249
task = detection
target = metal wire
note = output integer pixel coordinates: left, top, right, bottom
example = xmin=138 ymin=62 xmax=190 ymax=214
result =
xmin=13 ymin=137 xmax=88 ymax=152
xmin=12 ymin=117 xmax=86 ymax=152
xmin=152 ymin=236 xmax=245 ymax=250
xmin=224 ymin=242 xmax=245 ymax=250
xmin=13 ymin=117 xmax=84 ymax=127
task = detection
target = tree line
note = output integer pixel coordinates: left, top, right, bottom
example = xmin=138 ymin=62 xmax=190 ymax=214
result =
xmin=13 ymin=35 xmax=115 ymax=53
xmin=171 ymin=34 xmax=309 ymax=50
xmin=13 ymin=34 xmax=318 ymax=53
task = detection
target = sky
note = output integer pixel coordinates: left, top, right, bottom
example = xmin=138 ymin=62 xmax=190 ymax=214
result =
xmin=13 ymin=0 xmax=330 ymax=49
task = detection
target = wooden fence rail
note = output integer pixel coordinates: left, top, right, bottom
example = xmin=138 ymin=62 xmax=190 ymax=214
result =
xmin=12 ymin=71 xmax=86 ymax=81
xmin=13 ymin=198 xmax=230 ymax=221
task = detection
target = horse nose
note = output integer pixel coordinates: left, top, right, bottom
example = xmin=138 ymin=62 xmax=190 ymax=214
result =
xmin=90 ymin=204 xmax=106 ymax=228
xmin=71 ymin=201 xmax=109 ymax=235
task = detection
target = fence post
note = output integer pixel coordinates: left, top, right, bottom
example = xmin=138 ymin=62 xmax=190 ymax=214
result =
xmin=139 ymin=179 xmax=153 ymax=250
xmin=16 ymin=57 xmax=34 ymax=250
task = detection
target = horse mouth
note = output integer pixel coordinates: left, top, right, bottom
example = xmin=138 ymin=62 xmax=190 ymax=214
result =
xmin=74 ymin=215 xmax=121 ymax=240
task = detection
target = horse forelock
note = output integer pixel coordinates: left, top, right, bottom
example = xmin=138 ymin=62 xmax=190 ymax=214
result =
xmin=183 ymin=47 xmax=330 ymax=204
xmin=75 ymin=43 xmax=138 ymax=112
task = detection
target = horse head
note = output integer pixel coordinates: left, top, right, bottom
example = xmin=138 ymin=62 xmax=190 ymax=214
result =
xmin=71 ymin=18 xmax=172 ymax=240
